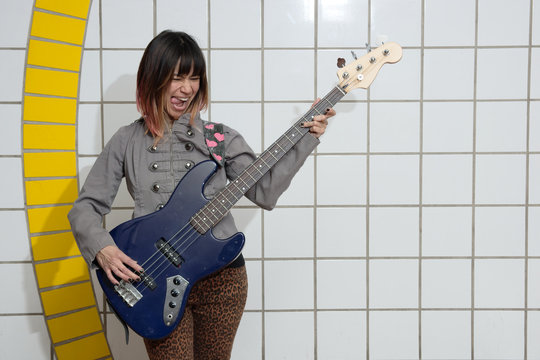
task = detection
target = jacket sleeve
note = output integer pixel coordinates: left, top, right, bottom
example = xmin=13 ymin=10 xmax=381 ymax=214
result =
xmin=68 ymin=127 xmax=129 ymax=266
xmin=224 ymin=126 xmax=319 ymax=210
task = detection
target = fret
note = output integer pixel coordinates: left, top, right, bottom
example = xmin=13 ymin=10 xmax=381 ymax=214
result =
xmin=209 ymin=203 xmax=224 ymax=217
xmin=236 ymin=176 xmax=252 ymax=191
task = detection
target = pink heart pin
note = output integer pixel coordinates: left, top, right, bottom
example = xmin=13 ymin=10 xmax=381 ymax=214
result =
xmin=214 ymin=133 xmax=225 ymax=142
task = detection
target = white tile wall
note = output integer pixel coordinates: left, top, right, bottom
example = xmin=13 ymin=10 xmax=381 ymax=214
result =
xmin=264 ymin=207 xmax=314 ymax=258
xmin=370 ymin=102 xmax=420 ymax=152
xmin=317 ymin=311 xmax=366 ymax=360
xmin=424 ymin=0 xmax=476 ymax=46
xmin=369 ymin=311 xmax=419 ymax=359
xmin=316 ymin=207 xmax=366 ymax=257
xmin=79 ymin=50 xmax=101 ymax=102
xmin=369 ymin=207 xmax=419 ymax=256
xmin=0 ymin=104 xmax=22 ymax=156
xmin=210 ymin=0 xmax=261 ymax=48
xmin=0 ymin=50 xmax=25 ymax=102
xmin=421 ymin=260 xmax=471 ymax=308
xmin=477 ymin=0 xmax=530 ymax=46
xmin=0 ymin=2 xmax=33 ymax=47
xmin=0 ymin=211 xmax=30 ymax=261
xmin=421 ymin=311 xmax=471 ymax=359
xmin=4 ymin=0 xmax=539 ymax=358
xmin=369 ymin=259 xmax=418 ymax=308
xmin=156 ymin=0 xmax=208 ymax=48
xmin=264 ymin=0 xmax=314 ymax=48
xmin=101 ymin=0 xmax=153 ymax=48
xmin=422 ymin=207 xmax=473 ymax=257
xmin=265 ymin=312 xmax=314 ymax=360
xmin=474 ymin=311 xmax=524 ymax=359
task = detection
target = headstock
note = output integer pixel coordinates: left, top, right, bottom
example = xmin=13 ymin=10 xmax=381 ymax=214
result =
xmin=336 ymin=42 xmax=402 ymax=93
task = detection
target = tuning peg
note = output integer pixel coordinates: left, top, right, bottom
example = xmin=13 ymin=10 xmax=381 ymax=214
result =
xmin=351 ymin=51 xmax=357 ymax=60
xmin=337 ymin=57 xmax=346 ymax=68
xmin=365 ymin=42 xmax=372 ymax=53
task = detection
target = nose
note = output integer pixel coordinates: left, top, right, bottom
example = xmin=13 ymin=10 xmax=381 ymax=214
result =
xmin=179 ymin=80 xmax=191 ymax=94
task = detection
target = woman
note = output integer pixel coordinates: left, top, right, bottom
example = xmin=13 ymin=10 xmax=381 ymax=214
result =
xmin=68 ymin=30 xmax=334 ymax=359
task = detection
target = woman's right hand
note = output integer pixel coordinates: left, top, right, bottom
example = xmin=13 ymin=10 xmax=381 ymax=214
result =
xmin=95 ymin=245 xmax=143 ymax=285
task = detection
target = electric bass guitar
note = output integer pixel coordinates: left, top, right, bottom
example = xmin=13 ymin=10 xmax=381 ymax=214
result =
xmin=96 ymin=42 xmax=403 ymax=339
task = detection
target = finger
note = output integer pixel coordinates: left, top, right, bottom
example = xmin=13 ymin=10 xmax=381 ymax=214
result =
xmin=119 ymin=252 xmax=144 ymax=273
xmin=105 ymin=268 xmax=120 ymax=285
xmin=111 ymin=265 xmax=138 ymax=283
xmin=117 ymin=265 xmax=141 ymax=282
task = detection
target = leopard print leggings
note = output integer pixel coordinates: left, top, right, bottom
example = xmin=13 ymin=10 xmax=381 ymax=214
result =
xmin=144 ymin=266 xmax=248 ymax=360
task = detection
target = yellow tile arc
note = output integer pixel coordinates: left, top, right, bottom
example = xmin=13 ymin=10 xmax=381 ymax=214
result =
xmin=24 ymin=96 xmax=77 ymax=124
xmin=25 ymin=3 xmax=112 ymax=359
xmin=27 ymin=204 xmax=72 ymax=234
xmin=47 ymin=307 xmax=103 ymax=344
xmin=41 ymin=282 xmax=96 ymax=316
xmin=24 ymin=124 xmax=76 ymax=150
xmin=31 ymin=232 xmax=81 ymax=261
xmin=30 ymin=11 xmax=86 ymax=45
xmin=27 ymin=39 xmax=82 ymax=72
xmin=35 ymin=256 xmax=90 ymax=289
xmin=36 ymin=0 xmax=91 ymax=19
xmin=25 ymin=68 xmax=79 ymax=98
xmin=24 ymin=152 xmax=76 ymax=177
xmin=26 ymin=178 xmax=78 ymax=206
xmin=55 ymin=333 xmax=111 ymax=360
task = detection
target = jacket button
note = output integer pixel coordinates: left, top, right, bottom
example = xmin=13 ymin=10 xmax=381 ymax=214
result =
xmin=185 ymin=143 xmax=194 ymax=151
xmin=149 ymin=145 xmax=158 ymax=152
xmin=151 ymin=162 xmax=159 ymax=170
xmin=185 ymin=161 xmax=193 ymax=169
xmin=186 ymin=129 xmax=194 ymax=137
xmin=152 ymin=183 xmax=160 ymax=192
xmin=156 ymin=204 xmax=164 ymax=210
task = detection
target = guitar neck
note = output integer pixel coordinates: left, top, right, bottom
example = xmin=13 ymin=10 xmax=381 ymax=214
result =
xmin=190 ymin=85 xmax=346 ymax=233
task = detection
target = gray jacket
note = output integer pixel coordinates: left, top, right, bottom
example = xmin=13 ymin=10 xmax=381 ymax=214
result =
xmin=68 ymin=113 xmax=319 ymax=266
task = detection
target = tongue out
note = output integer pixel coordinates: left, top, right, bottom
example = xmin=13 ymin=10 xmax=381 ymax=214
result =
xmin=171 ymin=97 xmax=187 ymax=111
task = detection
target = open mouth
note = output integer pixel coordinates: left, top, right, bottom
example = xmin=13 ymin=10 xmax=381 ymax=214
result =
xmin=171 ymin=96 xmax=189 ymax=111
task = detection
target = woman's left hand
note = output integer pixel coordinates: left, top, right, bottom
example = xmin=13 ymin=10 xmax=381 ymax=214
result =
xmin=303 ymin=98 xmax=336 ymax=138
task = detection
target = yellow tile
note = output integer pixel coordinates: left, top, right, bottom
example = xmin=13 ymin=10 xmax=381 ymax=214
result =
xmin=35 ymin=256 xmax=89 ymax=289
xmin=27 ymin=39 xmax=82 ymax=72
xmin=31 ymin=232 xmax=81 ymax=261
xmin=24 ymin=152 xmax=76 ymax=177
xmin=47 ymin=308 xmax=102 ymax=344
xmin=24 ymin=96 xmax=77 ymax=124
xmin=26 ymin=178 xmax=78 ymax=206
xmin=36 ymin=0 xmax=91 ymax=19
xmin=24 ymin=124 xmax=76 ymax=150
xmin=55 ymin=333 xmax=110 ymax=360
xmin=25 ymin=68 xmax=79 ymax=98
xmin=27 ymin=205 xmax=72 ymax=234
xmin=41 ymin=282 xmax=96 ymax=316
xmin=30 ymin=11 xmax=86 ymax=45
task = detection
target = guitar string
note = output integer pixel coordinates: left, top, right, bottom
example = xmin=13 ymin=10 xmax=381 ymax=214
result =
xmin=128 ymin=86 xmax=348 ymax=294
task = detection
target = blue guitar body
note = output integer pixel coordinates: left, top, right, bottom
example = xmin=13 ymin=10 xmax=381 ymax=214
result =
xmin=96 ymin=160 xmax=245 ymax=340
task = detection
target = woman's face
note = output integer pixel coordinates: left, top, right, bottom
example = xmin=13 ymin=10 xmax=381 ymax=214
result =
xmin=165 ymin=62 xmax=200 ymax=121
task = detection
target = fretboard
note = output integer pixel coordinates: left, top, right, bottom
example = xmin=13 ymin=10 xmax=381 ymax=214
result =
xmin=190 ymin=85 xmax=346 ymax=233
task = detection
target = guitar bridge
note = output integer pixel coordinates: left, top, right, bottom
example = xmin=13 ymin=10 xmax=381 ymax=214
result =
xmin=114 ymin=280 xmax=143 ymax=307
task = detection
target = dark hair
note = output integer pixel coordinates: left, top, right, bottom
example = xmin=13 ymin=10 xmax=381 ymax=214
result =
xmin=136 ymin=30 xmax=208 ymax=141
